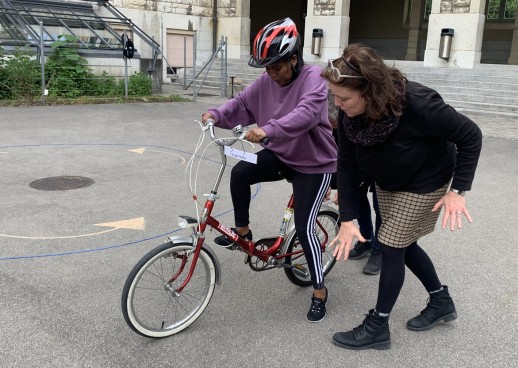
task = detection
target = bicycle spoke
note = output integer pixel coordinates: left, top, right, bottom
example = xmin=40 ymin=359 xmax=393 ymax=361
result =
xmin=283 ymin=211 xmax=339 ymax=286
xmin=122 ymin=243 xmax=217 ymax=337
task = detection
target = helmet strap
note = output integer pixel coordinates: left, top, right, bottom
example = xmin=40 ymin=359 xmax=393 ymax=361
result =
xmin=287 ymin=51 xmax=304 ymax=85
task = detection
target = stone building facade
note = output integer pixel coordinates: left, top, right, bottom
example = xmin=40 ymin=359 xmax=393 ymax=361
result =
xmin=104 ymin=0 xmax=517 ymax=73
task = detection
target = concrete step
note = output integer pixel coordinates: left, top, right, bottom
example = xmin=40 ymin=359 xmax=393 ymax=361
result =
xmin=393 ymin=60 xmax=518 ymax=76
xmin=408 ymin=74 xmax=518 ymax=87
xmin=445 ymin=100 xmax=518 ymax=114
xmin=422 ymin=84 xmax=518 ymax=98
xmin=441 ymin=93 xmax=518 ymax=106
xmin=216 ymin=62 xmax=518 ymax=89
xmin=185 ymin=58 xmax=518 ymax=117
xmin=190 ymin=75 xmax=518 ymax=103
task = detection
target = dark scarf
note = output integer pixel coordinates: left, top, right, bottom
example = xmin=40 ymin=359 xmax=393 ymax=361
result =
xmin=342 ymin=84 xmax=405 ymax=146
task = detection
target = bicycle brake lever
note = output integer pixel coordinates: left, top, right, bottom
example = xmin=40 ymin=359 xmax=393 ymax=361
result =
xmin=202 ymin=119 xmax=215 ymax=132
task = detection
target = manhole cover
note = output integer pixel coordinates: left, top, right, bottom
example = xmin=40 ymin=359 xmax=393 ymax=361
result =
xmin=29 ymin=176 xmax=95 ymax=191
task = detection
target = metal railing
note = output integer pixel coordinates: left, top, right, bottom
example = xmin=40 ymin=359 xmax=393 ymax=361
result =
xmin=191 ymin=36 xmax=227 ymax=100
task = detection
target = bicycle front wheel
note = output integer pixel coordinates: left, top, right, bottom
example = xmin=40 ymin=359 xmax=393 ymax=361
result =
xmin=283 ymin=210 xmax=339 ymax=287
xmin=121 ymin=242 xmax=217 ymax=338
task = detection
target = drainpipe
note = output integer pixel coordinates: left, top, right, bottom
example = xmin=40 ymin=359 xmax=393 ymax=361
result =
xmin=212 ymin=0 xmax=218 ymax=53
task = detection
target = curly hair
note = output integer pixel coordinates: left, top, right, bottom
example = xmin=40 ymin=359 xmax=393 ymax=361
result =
xmin=321 ymin=43 xmax=407 ymax=121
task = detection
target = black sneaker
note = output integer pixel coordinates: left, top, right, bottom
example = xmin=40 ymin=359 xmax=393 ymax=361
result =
xmin=307 ymin=287 xmax=328 ymax=323
xmin=363 ymin=249 xmax=381 ymax=275
xmin=214 ymin=228 xmax=252 ymax=247
xmin=348 ymin=240 xmax=373 ymax=260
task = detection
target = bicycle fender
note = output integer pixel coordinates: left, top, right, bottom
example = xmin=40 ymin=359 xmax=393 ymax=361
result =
xmin=320 ymin=204 xmax=339 ymax=215
xmin=167 ymin=235 xmax=222 ymax=286
xmin=281 ymin=226 xmax=297 ymax=255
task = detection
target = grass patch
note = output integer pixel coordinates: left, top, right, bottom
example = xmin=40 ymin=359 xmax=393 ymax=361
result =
xmin=0 ymin=94 xmax=191 ymax=107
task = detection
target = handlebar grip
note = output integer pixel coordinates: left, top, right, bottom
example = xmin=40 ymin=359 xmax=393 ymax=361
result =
xmin=260 ymin=137 xmax=270 ymax=145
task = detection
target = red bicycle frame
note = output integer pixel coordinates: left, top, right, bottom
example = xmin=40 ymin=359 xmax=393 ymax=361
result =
xmin=174 ymin=122 xmax=332 ymax=292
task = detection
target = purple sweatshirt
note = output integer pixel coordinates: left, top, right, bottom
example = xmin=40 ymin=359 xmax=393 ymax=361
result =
xmin=208 ymin=64 xmax=337 ymax=174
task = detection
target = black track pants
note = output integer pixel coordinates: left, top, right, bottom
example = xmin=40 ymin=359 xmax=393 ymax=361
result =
xmin=229 ymin=149 xmax=331 ymax=289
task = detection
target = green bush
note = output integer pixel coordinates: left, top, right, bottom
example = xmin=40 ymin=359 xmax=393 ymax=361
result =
xmin=119 ymin=72 xmax=152 ymax=96
xmin=45 ymin=35 xmax=93 ymax=98
xmin=89 ymin=71 xmax=119 ymax=97
xmin=0 ymin=36 xmax=155 ymax=102
xmin=0 ymin=46 xmax=8 ymax=100
xmin=0 ymin=46 xmax=40 ymax=102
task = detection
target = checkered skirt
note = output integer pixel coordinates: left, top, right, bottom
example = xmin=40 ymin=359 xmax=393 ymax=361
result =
xmin=375 ymin=182 xmax=450 ymax=248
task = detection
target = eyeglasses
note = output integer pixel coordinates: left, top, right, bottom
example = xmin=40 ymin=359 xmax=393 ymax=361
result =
xmin=326 ymin=58 xmax=365 ymax=81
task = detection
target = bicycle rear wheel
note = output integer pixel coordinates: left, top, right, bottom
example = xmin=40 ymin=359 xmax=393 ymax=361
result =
xmin=283 ymin=210 xmax=339 ymax=287
xmin=121 ymin=241 xmax=217 ymax=338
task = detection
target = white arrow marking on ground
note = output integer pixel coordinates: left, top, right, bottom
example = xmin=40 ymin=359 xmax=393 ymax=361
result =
xmin=0 ymin=217 xmax=145 ymax=240
xmin=95 ymin=217 xmax=145 ymax=230
xmin=0 ymin=152 xmax=8 ymax=154
xmin=129 ymin=148 xmax=146 ymax=155
xmin=128 ymin=148 xmax=186 ymax=165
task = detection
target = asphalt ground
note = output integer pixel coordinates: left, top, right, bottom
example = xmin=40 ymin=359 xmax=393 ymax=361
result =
xmin=1 ymin=98 xmax=517 ymax=368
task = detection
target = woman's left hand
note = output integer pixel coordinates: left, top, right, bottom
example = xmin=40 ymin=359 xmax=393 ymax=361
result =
xmin=432 ymin=191 xmax=473 ymax=231
xmin=330 ymin=221 xmax=365 ymax=261
xmin=245 ymin=127 xmax=267 ymax=143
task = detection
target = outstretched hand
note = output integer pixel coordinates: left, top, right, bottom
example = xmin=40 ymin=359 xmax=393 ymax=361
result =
xmin=432 ymin=191 xmax=473 ymax=231
xmin=329 ymin=221 xmax=366 ymax=261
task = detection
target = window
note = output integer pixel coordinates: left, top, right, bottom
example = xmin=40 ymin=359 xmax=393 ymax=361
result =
xmin=421 ymin=1 xmax=516 ymax=21
xmin=1 ymin=0 xmax=128 ymax=49
xmin=487 ymin=0 xmax=517 ymax=20
xmin=424 ymin=0 xmax=432 ymax=20
xmin=504 ymin=0 xmax=517 ymax=18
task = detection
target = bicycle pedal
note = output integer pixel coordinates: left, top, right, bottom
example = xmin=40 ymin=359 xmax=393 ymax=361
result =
xmin=292 ymin=264 xmax=309 ymax=278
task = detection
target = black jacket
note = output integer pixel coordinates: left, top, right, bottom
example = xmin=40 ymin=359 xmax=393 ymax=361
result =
xmin=337 ymin=81 xmax=482 ymax=222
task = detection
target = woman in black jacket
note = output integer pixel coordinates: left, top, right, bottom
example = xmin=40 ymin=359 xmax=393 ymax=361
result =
xmin=322 ymin=44 xmax=482 ymax=350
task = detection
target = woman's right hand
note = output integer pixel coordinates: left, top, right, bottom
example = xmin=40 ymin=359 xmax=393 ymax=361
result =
xmin=330 ymin=221 xmax=365 ymax=261
xmin=201 ymin=112 xmax=215 ymax=124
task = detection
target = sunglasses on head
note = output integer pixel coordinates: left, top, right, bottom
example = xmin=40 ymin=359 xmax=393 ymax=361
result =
xmin=326 ymin=57 xmax=365 ymax=81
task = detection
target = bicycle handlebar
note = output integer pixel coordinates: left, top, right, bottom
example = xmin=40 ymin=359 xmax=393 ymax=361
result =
xmin=202 ymin=119 xmax=269 ymax=146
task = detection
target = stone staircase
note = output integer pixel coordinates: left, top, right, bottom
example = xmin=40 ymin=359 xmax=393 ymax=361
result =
xmin=392 ymin=61 xmax=518 ymax=116
xmin=186 ymin=58 xmax=518 ymax=116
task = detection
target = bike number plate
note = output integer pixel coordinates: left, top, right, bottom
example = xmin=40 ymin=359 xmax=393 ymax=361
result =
xmin=224 ymin=147 xmax=257 ymax=164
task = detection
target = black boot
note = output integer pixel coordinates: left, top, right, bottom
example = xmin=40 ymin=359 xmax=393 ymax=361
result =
xmin=407 ymin=285 xmax=457 ymax=331
xmin=333 ymin=309 xmax=391 ymax=350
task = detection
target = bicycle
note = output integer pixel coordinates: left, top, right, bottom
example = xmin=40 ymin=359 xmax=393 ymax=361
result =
xmin=121 ymin=121 xmax=340 ymax=338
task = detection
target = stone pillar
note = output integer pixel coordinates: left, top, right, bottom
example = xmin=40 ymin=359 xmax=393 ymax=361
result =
xmin=303 ymin=0 xmax=351 ymax=63
xmin=424 ymin=0 xmax=485 ymax=68
xmin=508 ymin=14 xmax=518 ymax=65
xmin=149 ymin=59 xmax=163 ymax=94
xmin=217 ymin=0 xmax=250 ymax=59
xmin=236 ymin=0 xmax=251 ymax=58
xmin=405 ymin=0 xmax=425 ymax=61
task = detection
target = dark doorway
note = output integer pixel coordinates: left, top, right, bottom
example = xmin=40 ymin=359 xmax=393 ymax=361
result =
xmin=250 ymin=0 xmax=308 ymax=54
xmin=349 ymin=0 xmax=411 ymax=60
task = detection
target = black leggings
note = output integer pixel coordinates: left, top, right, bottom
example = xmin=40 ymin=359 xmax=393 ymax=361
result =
xmin=230 ymin=149 xmax=331 ymax=289
xmin=375 ymin=241 xmax=443 ymax=314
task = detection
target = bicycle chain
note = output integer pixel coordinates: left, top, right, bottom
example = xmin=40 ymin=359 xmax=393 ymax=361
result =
xmin=247 ymin=238 xmax=278 ymax=271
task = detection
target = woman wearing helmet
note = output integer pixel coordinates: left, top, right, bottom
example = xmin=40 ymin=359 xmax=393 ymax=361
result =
xmin=201 ymin=18 xmax=337 ymax=322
